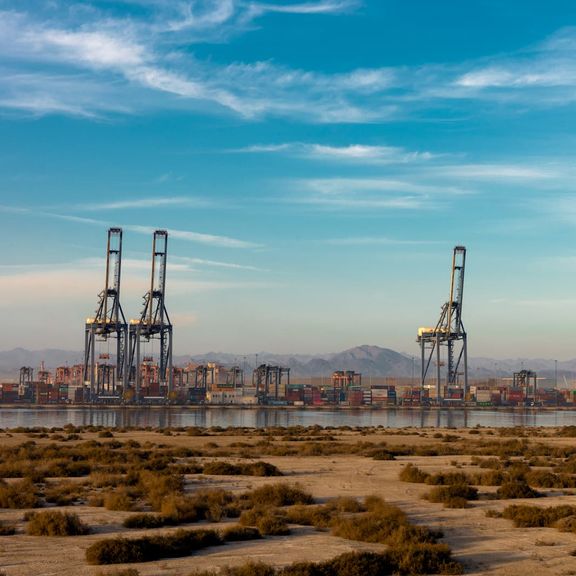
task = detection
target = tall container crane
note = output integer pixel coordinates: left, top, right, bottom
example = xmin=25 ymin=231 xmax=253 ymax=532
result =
xmin=417 ymin=246 xmax=468 ymax=403
xmin=128 ymin=230 xmax=173 ymax=401
xmin=84 ymin=228 xmax=128 ymax=399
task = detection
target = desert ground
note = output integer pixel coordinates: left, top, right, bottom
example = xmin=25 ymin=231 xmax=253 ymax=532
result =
xmin=1 ymin=425 xmax=576 ymax=576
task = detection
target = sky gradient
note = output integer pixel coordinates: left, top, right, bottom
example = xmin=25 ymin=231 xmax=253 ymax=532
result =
xmin=1 ymin=0 xmax=576 ymax=359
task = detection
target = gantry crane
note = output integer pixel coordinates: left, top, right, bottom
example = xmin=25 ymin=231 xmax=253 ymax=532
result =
xmin=128 ymin=230 xmax=173 ymax=401
xmin=84 ymin=228 xmax=128 ymax=400
xmin=417 ymin=246 xmax=468 ymax=402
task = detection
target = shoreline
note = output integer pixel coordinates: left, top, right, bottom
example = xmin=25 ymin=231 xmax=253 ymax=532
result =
xmin=1 ymin=403 xmax=575 ymax=411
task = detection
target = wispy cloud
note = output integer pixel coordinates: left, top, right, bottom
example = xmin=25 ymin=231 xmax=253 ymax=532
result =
xmin=172 ymin=256 xmax=263 ymax=271
xmin=71 ymin=197 xmax=209 ymax=211
xmin=0 ymin=204 xmax=260 ymax=249
xmin=124 ymin=224 xmax=261 ymax=249
xmin=235 ymin=142 xmax=435 ymax=164
xmin=451 ymin=28 xmax=576 ymax=103
xmin=430 ymin=164 xmax=557 ymax=180
xmin=324 ymin=236 xmax=445 ymax=246
xmin=3 ymin=4 xmax=576 ymax=121
xmin=288 ymin=177 xmax=471 ymax=210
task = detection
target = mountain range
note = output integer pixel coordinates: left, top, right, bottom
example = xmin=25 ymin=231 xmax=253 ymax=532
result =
xmin=0 ymin=345 xmax=572 ymax=384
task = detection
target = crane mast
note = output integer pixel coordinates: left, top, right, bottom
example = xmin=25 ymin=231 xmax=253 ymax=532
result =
xmin=128 ymin=230 xmax=173 ymax=402
xmin=417 ymin=246 xmax=468 ymax=403
xmin=84 ymin=228 xmax=128 ymax=400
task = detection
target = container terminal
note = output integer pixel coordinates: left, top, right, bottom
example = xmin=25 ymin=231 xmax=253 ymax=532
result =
xmin=0 ymin=230 xmax=571 ymax=408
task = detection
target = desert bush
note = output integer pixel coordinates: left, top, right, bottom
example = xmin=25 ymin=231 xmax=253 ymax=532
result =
xmin=496 ymin=481 xmax=540 ymax=500
xmin=202 ymin=461 xmax=239 ymax=475
xmin=443 ymin=496 xmax=469 ymax=509
xmin=189 ymin=549 xmax=462 ymax=576
xmin=0 ymin=478 xmax=40 ymax=508
xmin=44 ymin=479 xmax=90 ymax=506
xmin=472 ymin=470 xmax=506 ymax=486
xmin=160 ymin=494 xmax=205 ymax=523
xmin=241 ymin=462 xmax=282 ymax=476
xmin=472 ymin=457 xmax=502 ymax=469
xmin=86 ymin=529 xmax=223 ymax=565
xmin=365 ymin=448 xmax=396 ymax=461
xmin=43 ymin=460 xmax=91 ymax=477
xmin=221 ymin=525 xmax=262 ymax=541
xmin=160 ymin=489 xmax=236 ymax=524
xmin=191 ymin=562 xmax=275 ymax=576
xmin=95 ymin=570 xmax=139 ymax=576
xmin=285 ymin=504 xmax=335 ymax=528
xmin=484 ymin=510 xmax=502 ymax=518
xmin=123 ymin=513 xmax=166 ymax=529
xmin=502 ymin=504 xmax=576 ymax=527
xmin=256 ymin=513 xmax=290 ymax=536
xmin=320 ymin=551 xmax=395 ymax=576
xmin=426 ymin=471 xmax=469 ymax=486
xmin=387 ymin=543 xmax=463 ymax=575
xmin=26 ymin=510 xmax=90 ymax=536
xmin=554 ymin=515 xmax=576 ymax=533
xmin=331 ymin=510 xmax=407 ymax=543
xmin=328 ymin=496 xmax=364 ymax=513
xmin=104 ymin=488 xmax=135 ymax=511
xmin=424 ymin=483 xmax=478 ymax=505
xmin=526 ymin=470 xmax=576 ymax=489
xmin=399 ymin=464 xmax=429 ymax=483
xmin=0 ymin=521 xmax=16 ymax=535
xmin=248 ymin=483 xmax=314 ymax=507
xmin=138 ymin=471 xmax=184 ymax=510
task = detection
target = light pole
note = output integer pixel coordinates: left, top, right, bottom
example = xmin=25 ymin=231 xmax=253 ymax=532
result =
xmin=555 ymin=359 xmax=558 ymax=389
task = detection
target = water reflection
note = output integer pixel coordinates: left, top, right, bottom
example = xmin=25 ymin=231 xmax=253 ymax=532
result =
xmin=0 ymin=407 xmax=576 ymax=429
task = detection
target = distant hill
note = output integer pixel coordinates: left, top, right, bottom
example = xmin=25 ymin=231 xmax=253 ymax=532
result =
xmin=0 ymin=345 xmax=572 ymax=383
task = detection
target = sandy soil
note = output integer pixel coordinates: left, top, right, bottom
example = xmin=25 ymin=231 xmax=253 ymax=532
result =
xmin=2 ymin=427 xmax=576 ymax=576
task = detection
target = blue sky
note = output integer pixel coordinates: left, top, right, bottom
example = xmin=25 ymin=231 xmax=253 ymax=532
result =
xmin=1 ymin=0 xmax=576 ymax=359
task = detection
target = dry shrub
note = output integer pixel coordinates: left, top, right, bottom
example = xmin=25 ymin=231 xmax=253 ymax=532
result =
xmin=496 ymin=481 xmax=540 ymax=500
xmin=284 ymin=504 xmax=334 ymax=528
xmin=138 ymin=471 xmax=183 ymax=510
xmin=95 ymin=570 xmax=139 ymax=576
xmin=424 ymin=484 xmax=478 ymax=506
xmin=86 ymin=529 xmax=222 ymax=565
xmin=44 ymin=480 xmax=88 ymax=505
xmin=189 ymin=549 xmax=462 ymax=576
xmin=425 ymin=472 xmax=469 ymax=486
xmin=160 ymin=494 xmax=204 ymax=523
xmin=0 ymin=520 xmax=16 ymax=535
xmin=123 ymin=513 xmax=166 ymax=529
xmin=554 ymin=515 xmax=576 ymax=533
xmin=202 ymin=461 xmax=238 ymax=475
xmin=160 ymin=489 xmax=235 ymax=524
xmin=248 ymin=483 xmax=314 ymax=507
xmin=329 ymin=496 xmax=364 ymax=513
xmin=386 ymin=542 xmax=463 ymax=575
xmin=399 ymin=464 xmax=429 ymax=483
xmin=26 ymin=510 xmax=90 ymax=536
xmin=526 ymin=471 xmax=576 ymax=489
xmin=104 ymin=488 xmax=135 ymax=511
xmin=0 ymin=478 xmax=39 ymax=509
xmin=502 ymin=504 xmax=576 ymax=527
xmin=221 ymin=525 xmax=262 ymax=542
xmin=472 ymin=470 xmax=506 ymax=486
xmin=256 ymin=513 xmax=290 ymax=536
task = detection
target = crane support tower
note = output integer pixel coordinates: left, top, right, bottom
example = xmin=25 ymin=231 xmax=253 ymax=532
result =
xmin=417 ymin=246 xmax=468 ymax=403
xmin=128 ymin=230 xmax=173 ymax=401
xmin=84 ymin=228 xmax=128 ymax=400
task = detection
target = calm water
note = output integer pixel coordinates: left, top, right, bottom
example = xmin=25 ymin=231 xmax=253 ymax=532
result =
xmin=0 ymin=407 xmax=576 ymax=429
